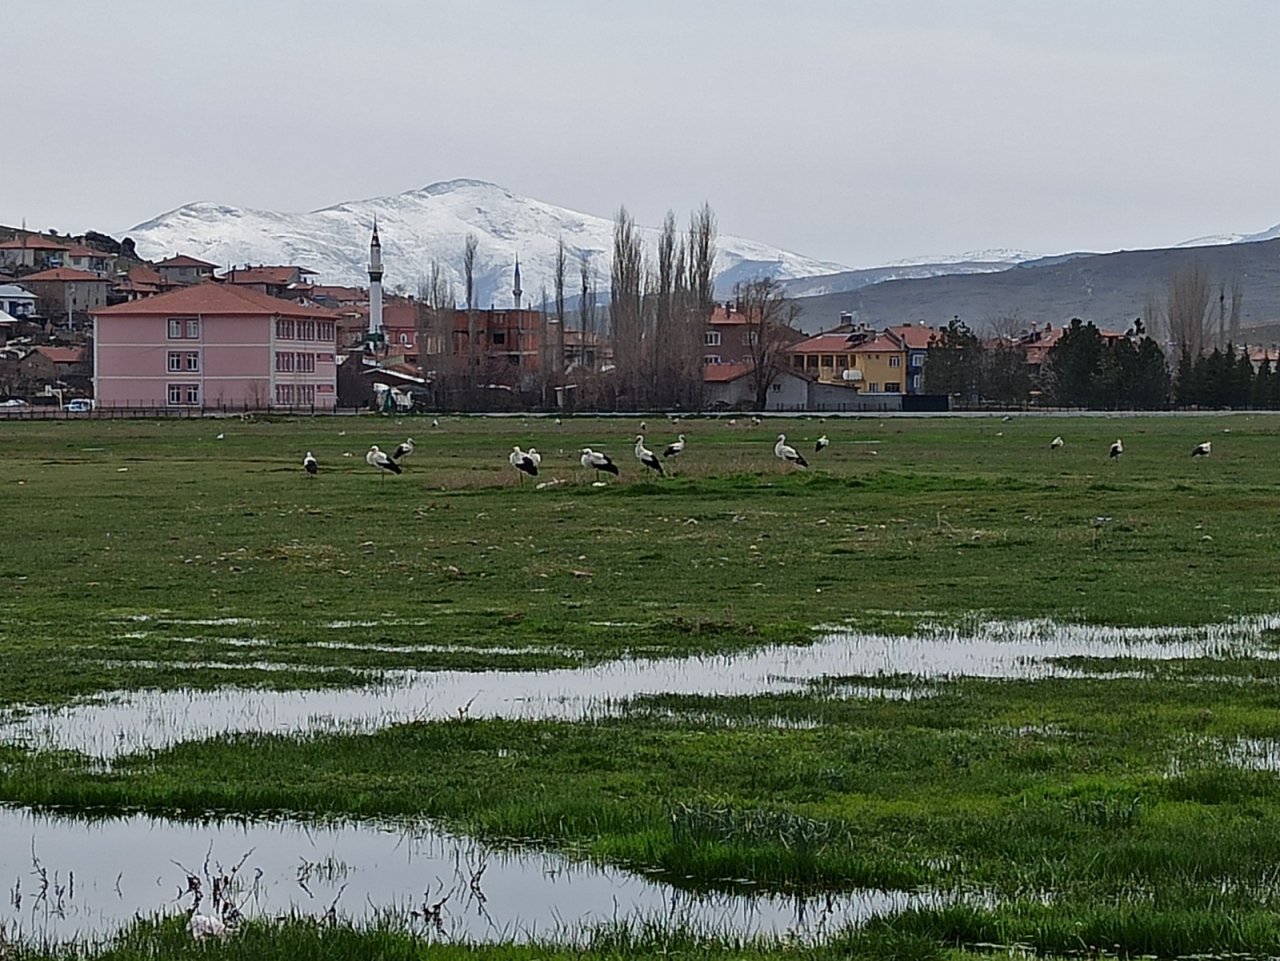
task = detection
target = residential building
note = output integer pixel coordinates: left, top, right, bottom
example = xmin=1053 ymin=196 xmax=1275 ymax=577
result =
xmin=92 ymin=283 xmax=339 ymax=410
xmin=63 ymin=244 xmax=114 ymax=277
xmin=703 ymin=301 xmax=760 ymax=368
xmin=155 ymin=254 xmax=217 ymax=286
xmin=221 ymin=265 xmax=316 ymax=298
xmin=18 ymin=268 xmax=111 ymax=320
xmin=883 ymin=323 xmax=936 ymax=393
xmin=0 ymin=235 xmax=69 ymax=271
xmin=0 ymin=284 xmax=37 ymax=318
xmin=703 ymin=362 xmax=810 ymax=411
xmin=785 ymin=326 xmax=909 ymax=394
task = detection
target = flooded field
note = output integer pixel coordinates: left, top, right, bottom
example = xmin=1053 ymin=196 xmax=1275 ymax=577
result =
xmin=0 ymin=807 xmax=931 ymax=945
xmin=3 ymin=614 xmax=1276 ymax=759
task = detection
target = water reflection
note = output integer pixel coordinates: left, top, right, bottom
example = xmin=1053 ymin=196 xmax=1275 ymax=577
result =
xmin=3 ymin=615 xmax=1277 ymax=759
xmin=0 ymin=807 xmax=926 ymax=945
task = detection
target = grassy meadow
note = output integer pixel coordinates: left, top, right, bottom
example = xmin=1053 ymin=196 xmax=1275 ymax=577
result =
xmin=4 ymin=411 xmax=1280 ymax=959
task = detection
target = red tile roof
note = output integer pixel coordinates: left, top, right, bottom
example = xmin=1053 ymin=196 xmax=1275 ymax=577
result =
xmin=0 ymin=236 xmax=69 ymax=251
xmin=34 ymin=346 xmax=85 ymax=364
xmin=884 ymin=324 xmax=935 ymax=349
xmin=63 ymin=245 xmax=112 ymax=259
xmin=850 ymin=334 xmax=904 ymax=353
xmin=20 ymin=267 xmax=109 ymax=282
xmin=222 ymin=266 xmax=317 ymax=285
xmin=707 ymin=307 xmax=753 ymax=326
xmin=703 ymin=362 xmax=753 ymax=383
xmin=92 ymin=282 xmax=341 ymax=319
xmin=790 ymin=332 xmax=862 ymax=353
xmin=155 ymin=254 xmax=217 ymax=269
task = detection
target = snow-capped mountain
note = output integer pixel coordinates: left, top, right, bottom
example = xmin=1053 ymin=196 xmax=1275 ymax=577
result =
xmin=778 ymin=249 xmax=1038 ymax=299
xmin=1176 ymin=221 xmax=1280 ymax=248
xmin=125 ymin=180 xmax=850 ymax=305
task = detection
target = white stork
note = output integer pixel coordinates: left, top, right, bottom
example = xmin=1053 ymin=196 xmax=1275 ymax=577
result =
xmin=815 ymin=434 xmax=829 ymax=453
xmin=663 ymin=434 xmax=686 ymax=458
xmin=527 ymin=447 xmax=542 ymax=469
xmin=580 ymin=447 xmax=619 ymax=481
xmin=635 ymin=435 xmax=664 ymax=476
xmin=1109 ymin=438 xmax=1124 ymax=459
xmin=1192 ymin=441 xmax=1212 ymax=458
xmin=775 ymin=433 xmax=808 ymax=468
xmin=302 ymin=451 xmax=318 ymax=478
xmin=366 ymin=445 xmax=402 ymax=480
xmin=510 ymin=445 xmax=539 ymax=480
xmin=1050 ymin=435 xmax=1064 ymax=450
xmin=391 ymin=437 xmax=415 ymax=461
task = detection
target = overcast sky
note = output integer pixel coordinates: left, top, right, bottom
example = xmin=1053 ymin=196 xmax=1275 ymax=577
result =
xmin=5 ymin=0 xmax=1279 ymax=268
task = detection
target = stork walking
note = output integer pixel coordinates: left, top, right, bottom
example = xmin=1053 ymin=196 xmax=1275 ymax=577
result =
xmin=1192 ymin=441 xmax=1212 ymax=458
xmin=1050 ymin=435 xmax=1064 ymax=450
xmin=510 ymin=445 xmax=539 ymax=481
xmin=775 ymin=433 xmax=808 ymax=468
xmin=663 ymin=434 xmax=686 ymax=458
xmin=580 ymin=447 xmax=619 ymax=481
xmin=635 ymin=435 xmax=664 ymax=476
xmin=366 ymin=445 xmax=402 ymax=481
xmin=815 ymin=434 xmax=829 ymax=453
xmin=1108 ymin=438 xmax=1124 ymax=459
xmin=391 ymin=437 xmax=415 ymax=461
xmin=302 ymin=451 xmax=318 ymax=478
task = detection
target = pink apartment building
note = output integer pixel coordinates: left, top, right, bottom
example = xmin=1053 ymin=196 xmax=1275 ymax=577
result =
xmin=92 ymin=284 xmax=339 ymax=410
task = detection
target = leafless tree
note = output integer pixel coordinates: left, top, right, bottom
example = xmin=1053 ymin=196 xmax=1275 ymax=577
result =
xmin=653 ymin=211 xmax=680 ymax=405
xmin=611 ymin=207 xmax=646 ymax=407
xmin=550 ymin=238 xmax=566 ymax=393
xmin=683 ymin=204 xmax=717 ymax=411
xmin=578 ymin=249 xmax=597 ymax=349
xmin=735 ymin=276 xmax=802 ymax=409
xmin=1229 ymin=270 xmax=1244 ymax=347
xmin=417 ymin=259 xmax=456 ymax=406
xmin=463 ymin=233 xmax=479 ymax=401
xmin=1166 ymin=261 xmax=1212 ymax=358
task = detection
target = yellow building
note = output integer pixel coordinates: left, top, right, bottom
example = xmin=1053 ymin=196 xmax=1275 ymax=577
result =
xmin=786 ymin=329 xmax=909 ymax=393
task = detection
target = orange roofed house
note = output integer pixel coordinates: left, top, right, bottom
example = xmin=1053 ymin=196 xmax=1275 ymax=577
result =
xmin=92 ymin=284 xmax=339 ymax=410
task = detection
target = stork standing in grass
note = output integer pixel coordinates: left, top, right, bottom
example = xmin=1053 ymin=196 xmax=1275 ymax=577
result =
xmin=580 ymin=447 xmax=619 ymax=481
xmin=366 ymin=445 xmax=402 ymax=481
xmin=391 ymin=437 xmax=414 ymax=462
xmin=527 ymin=447 xmax=542 ymax=470
xmin=1192 ymin=441 xmax=1212 ymax=458
xmin=775 ymin=433 xmax=808 ymax=469
xmin=815 ymin=434 xmax=829 ymax=454
xmin=1050 ymin=435 xmax=1064 ymax=450
xmin=1109 ymin=438 xmax=1124 ymax=459
xmin=663 ymin=434 xmax=686 ymax=458
xmin=302 ymin=451 xmax=318 ymax=478
xmin=510 ymin=445 xmax=539 ymax=482
xmin=635 ymin=435 xmax=664 ymax=476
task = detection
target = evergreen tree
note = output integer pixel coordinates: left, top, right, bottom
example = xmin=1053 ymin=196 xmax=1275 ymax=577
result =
xmin=1130 ymin=338 xmax=1171 ymax=409
xmin=1253 ymin=357 xmax=1274 ymax=409
xmin=922 ymin=317 xmax=984 ymax=403
xmin=1043 ymin=319 xmax=1104 ymax=407
xmin=1174 ymin=349 xmax=1198 ymax=407
xmin=981 ymin=341 xmax=1032 ymax=405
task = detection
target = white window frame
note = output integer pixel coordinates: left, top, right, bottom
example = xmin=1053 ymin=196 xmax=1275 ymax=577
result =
xmin=703 ymin=354 xmax=721 ymax=365
xmin=185 ymin=318 xmax=200 ymax=339
xmin=167 ymin=351 xmax=182 ymax=372
xmin=889 ymin=355 xmax=902 ymax=368
xmin=704 ymin=330 xmax=721 ymax=347
xmin=184 ymin=352 xmax=200 ymax=372
xmin=168 ymin=319 xmax=182 ymax=339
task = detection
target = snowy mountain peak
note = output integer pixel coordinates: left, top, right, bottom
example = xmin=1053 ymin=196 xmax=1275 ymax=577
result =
xmin=127 ymin=181 xmax=849 ymax=305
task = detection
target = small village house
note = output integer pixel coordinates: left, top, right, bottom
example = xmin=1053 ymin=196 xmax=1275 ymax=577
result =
xmin=0 ymin=235 xmax=70 ymax=272
xmin=154 ymin=254 xmax=217 ymax=286
xmin=18 ymin=268 xmax=110 ymax=321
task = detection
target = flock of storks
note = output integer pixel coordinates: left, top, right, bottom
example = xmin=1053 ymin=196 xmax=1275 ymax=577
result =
xmin=298 ymin=426 xmax=1214 ymax=484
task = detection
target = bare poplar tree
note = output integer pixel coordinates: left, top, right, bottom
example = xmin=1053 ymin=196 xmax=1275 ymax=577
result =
xmin=735 ymin=276 xmax=801 ymax=409
xmin=611 ymin=207 xmax=645 ymax=407
xmin=1229 ymin=271 xmax=1244 ymax=347
xmin=463 ymin=233 xmax=479 ymax=403
xmin=579 ymin=250 xmax=597 ymax=349
xmin=684 ymin=204 xmax=717 ymax=411
xmin=653 ymin=211 xmax=678 ymax=406
xmin=1166 ymin=261 xmax=1212 ymax=358
xmin=552 ymin=238 xmax=567 ymax=392
xmin=417 ymin=259 xmax=456 ymax=406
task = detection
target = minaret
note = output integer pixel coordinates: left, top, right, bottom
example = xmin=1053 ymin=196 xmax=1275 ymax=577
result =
xmin=368 ymin=220 xmax=384 ymax=344
xmin=512 ymin=256 xmax=523 ymax=310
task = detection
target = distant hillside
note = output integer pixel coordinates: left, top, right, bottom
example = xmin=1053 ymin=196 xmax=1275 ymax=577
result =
xmin=792 ymin=239 xmax=1280 ymax=334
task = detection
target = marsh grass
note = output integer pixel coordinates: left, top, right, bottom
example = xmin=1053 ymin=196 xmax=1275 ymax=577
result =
xmin=7 ymin=414 xmax=1280 ymax=956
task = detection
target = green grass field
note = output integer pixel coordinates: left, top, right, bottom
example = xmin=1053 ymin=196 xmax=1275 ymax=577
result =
xmin=4 ymin=412 xmax=1280 ymax=959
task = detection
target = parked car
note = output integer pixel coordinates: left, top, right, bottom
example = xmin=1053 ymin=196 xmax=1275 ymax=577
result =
xmin=66 ymin=399 xmax=94 ymax=413
xmin=0 ymin=398 xmax=30 ymax=408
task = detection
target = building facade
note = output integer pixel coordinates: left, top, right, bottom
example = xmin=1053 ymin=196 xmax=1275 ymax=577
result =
xmin=92 ymin=283 xmax=338 ymax=410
